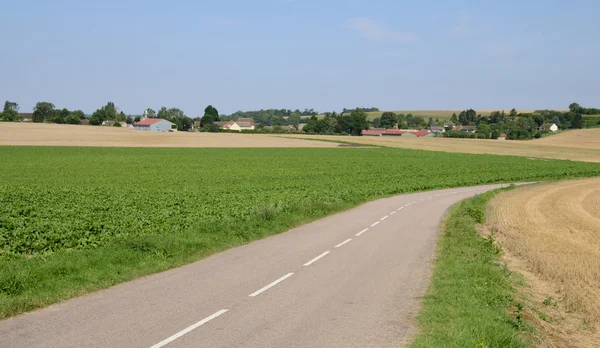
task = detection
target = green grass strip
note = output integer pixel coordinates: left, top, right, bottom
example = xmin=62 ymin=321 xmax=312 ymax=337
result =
xmin=412 ymin=187 xmax=528 ymax=348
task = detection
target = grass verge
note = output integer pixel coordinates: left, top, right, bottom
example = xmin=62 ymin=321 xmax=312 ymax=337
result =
xmin=412 ymin=187 xmax=529 ymax=347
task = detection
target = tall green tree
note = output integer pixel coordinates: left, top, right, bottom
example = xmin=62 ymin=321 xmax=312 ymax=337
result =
xmin=104 ymin=102 xmax=117 ymax=120
xmin=380 ymin=112 xmax=397 ymax=128
xmin=201 ymin=105 xmax=220 ymax=127
xmin=571 ymin=111 xmax=584 ymax=129
xmin=32 ymin=102 xmax=55 ymax=123
xmin=1 ymin=101 xmax=19 ymax=121
xmin=450 ymin=113 xmax=458 ymax=124
xmin=458 ymin=109 xmax=477 ymax=125
xmin=569 ymin=102 xmax=582 ymax=114
xmin=144 ymin=108 xmax=156 ymax=118
xmin=340 ymin=108 xmax=369 ymax=136
xmin=3 ymin=101 xmax=19 ymax=113
xmin=157 ymin=106 xmax=168 ymax=119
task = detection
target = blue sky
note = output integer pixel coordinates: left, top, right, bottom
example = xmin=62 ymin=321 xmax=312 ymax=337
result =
xmin=1 ymin=0 xmax=599 ymax=115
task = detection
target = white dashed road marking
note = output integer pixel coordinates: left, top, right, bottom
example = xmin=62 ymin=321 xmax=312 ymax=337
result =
xmin=335 ymin=239 xmax=352 ymax=248
xmin=150 ymin=309 xmax=229 ymax=348
xmin=371 ymin=221 xmax=380 ymax=227
xmin=380 ymin=215 xmax=388 ymax=221
xmin=249 ymin=273 xmax=294 ymax=297
xmin=356 ymin=228 xmax=369 ymax=237
xmin=304 ymin=251 xmax=331 ymax=267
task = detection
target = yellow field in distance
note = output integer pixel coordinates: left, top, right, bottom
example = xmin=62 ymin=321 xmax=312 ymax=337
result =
xmin=281 ymin=128 xmax=600 ymax=162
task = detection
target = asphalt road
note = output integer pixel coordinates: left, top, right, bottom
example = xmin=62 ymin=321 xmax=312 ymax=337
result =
xmin=0 ymin=184 xmax=509 ymax=348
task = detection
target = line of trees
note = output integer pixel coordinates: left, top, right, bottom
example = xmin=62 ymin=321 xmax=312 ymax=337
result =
xmin=0 ymin=100 xmax=87 ymax=124
xmin=443 ymin=103 xmax=599 ymax=140
xmin=370 ymin=112 xmax=428 ymax=129
xmin=303 ymin=109 xmax=369 ymax=136
xmin=221 ymin=108 xmax=318 ymax=128
xmin=342 ymin=107 xmax=379 ymax=113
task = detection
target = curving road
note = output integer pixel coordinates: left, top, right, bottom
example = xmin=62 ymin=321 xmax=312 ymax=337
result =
xmin=0 ymin=184 xmax=510 ymax=348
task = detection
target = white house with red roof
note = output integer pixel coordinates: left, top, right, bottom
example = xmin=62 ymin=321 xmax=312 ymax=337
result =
xmin=133 ymin=118 xmax=176 ymax=132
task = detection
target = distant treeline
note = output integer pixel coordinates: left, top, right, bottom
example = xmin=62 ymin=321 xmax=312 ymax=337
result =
xmin=342 ymin=107 xmax=380 ymax=113
xmin=220 ymin=109 xmax=318 ymax=127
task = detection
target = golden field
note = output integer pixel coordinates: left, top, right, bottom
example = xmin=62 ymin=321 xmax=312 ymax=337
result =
xmin=282 ymin=129 xmax=600 ymax=163
xmin=0 ymin=123 xmax=337 ymax=148
xmin=488 ymin=179 xmax=600 ymax=346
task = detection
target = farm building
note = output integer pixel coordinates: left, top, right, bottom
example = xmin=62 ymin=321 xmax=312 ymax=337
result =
xmin=539 ymin=123 xmax=558 ymax=132
xmin=133 ymin=118 xmax=176 ymax=132
xmin=381 ymin=129 xmax=406 ymax=136
xmin=119 ymin=122 xmax=134 ymax=129
xmin=362 ymin=129 xmax=434 ymax=137
xmin=498 ymin=133 xmax=507 ymax=140
xmin=102 ymin=120 xmax=115 ymax=126
xmin=216 ymin=118 xmax=256 ymax=132
xmin=443 ymin=121 xmax=455 ymax=128
xmin=18 ymin=113 xmax=33 ymax=122
xmin=430 ymin=126 xmax=445 ymax=133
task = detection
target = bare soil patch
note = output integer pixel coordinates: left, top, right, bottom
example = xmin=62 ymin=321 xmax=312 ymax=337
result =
xmin=281 ymin=129 xmax=600 ymax=162
xmin=0 ymin=123 xmax=337 ymax=148
xmin=487 ymin=179 xmax=600 ymax=347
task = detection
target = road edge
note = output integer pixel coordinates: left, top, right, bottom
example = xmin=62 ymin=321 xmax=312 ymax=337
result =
xmin=411 ymin=186 xmax=533 ymax=347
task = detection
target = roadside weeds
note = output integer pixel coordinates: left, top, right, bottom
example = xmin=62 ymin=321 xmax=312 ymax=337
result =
xmin=412 ymin=187 xmax=531 ymax=347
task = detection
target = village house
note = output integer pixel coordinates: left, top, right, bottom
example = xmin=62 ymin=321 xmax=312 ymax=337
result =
xmin=119 ymin=122 xmax=134 ymax=129
xmin=102 ymin=120 xmax=115 ymax=126
xmin=497 ymin=133 xmax=507 ymax=140
xmin=443 ymin=121 xmax=455 ymax=129
xmin=216 ymin=118 xmax=256 ymax=132
xmin=539 ymin=123 xmax=558 ymax=132
xmin=133 ymin=118 xmax=176 ymax=132
xmin=429 ymin=126 xmax=445 ymax=134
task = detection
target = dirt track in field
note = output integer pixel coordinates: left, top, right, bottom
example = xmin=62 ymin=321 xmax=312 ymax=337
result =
xmin=281 ymin=129 xmax=600 ymax=162
xmin=0 ymin=123 xmax=337 ymax=148
xmin=488 ymin=179 xmax=600 ymax=346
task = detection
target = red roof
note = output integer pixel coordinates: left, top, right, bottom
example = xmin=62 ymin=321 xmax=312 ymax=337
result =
xmin=411 ymin=131 xmax=430 ymax=137
xmin=134 ymin=118 xmax=164 ymax=126
xmin=383 ymin=129 xmax=406 ymax=135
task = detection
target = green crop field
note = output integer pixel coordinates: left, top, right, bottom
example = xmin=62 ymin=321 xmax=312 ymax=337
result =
xmin=1 ymin=146 xmax=600 ymax=318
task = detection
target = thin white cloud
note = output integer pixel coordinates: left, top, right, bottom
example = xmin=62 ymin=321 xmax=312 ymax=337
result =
xmin=347 ymin=17 xmax=419 ymax=44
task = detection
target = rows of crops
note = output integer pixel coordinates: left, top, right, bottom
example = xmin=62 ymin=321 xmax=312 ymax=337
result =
xmin=2 ymin=146 xmax=600 ymax=256
xmin=1 ymin=146 xmax=599 ymax=317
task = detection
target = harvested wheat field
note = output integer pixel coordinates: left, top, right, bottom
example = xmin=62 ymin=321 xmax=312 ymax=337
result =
xmin=0 ymin=123 xmax=336 ymax=148
xmin=282 ymin=129 xmax=600 ymax=162
xmin=488 ymin=179 xmax=600 ymax=347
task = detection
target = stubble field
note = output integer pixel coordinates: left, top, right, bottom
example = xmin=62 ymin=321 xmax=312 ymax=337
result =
xmin=283 ymin=128 xmax=600 ymax=163
xmin=488 ymin=179 xmax=600 ymax=346
xmin=0 ymin=123 xmax=336 ymax=148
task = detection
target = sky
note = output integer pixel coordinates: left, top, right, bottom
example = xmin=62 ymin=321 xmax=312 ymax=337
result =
xmin=1 ymin=0 xmax=599 ymax=116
